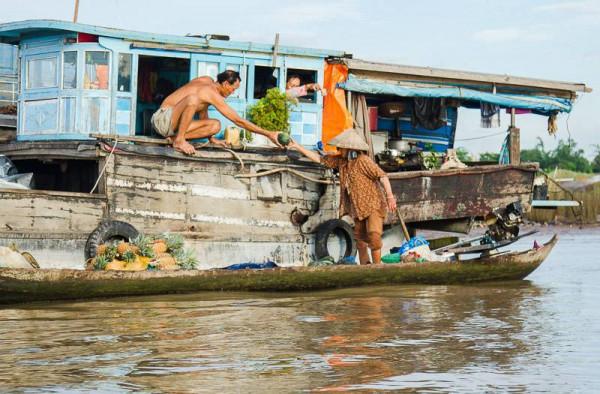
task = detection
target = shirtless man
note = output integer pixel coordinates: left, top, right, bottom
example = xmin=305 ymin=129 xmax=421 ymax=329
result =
xmin=151 ymin=69 xmax=281 ymax=155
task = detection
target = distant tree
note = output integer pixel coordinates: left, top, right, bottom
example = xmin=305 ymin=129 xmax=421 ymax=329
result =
xmin=521 ymin=137 xmax=551 ymax=169
xmin=591 ymin=144 xmax=600 ymax=173
xmin=548 ymin=138 xmax=592 ymax=173
xmin=455 ymin=147 xmax=472 ymax=162
xmin=479 ymin=152 xmax=500 ymax=162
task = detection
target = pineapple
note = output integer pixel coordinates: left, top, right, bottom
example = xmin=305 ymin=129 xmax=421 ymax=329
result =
xmin=96 ymin=244 xmax=108 ymax=256
xmin=173 ymin=248 xmax=198 ymax=270
xmin=131 ymin=234 xmax=155 ymax=258
xmin=162 ymin=233 xmax=184 ymax=253
xmin=93 ymin=255 xmax=110 ymax=271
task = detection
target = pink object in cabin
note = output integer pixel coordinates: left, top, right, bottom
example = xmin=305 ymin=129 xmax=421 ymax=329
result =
xmin=368 ymin=107 xmax=378 ymax=131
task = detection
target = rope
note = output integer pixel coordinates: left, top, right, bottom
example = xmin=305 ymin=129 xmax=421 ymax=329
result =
xmin=235 ymin=167 xmax=333 ymax=184
xmin=90 ymin=137 xmax=118 ymax=194
xmin=219 ymin=147 xmax=245 ymax=172
xmin=455 ymin=130 xmax=507 ymax=142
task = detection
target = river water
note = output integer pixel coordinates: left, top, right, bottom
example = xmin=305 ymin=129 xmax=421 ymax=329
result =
xmin=1 ymin=226 xmax=599 ymax=393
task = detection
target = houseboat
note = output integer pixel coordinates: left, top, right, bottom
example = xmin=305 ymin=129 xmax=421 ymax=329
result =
xmin=0 ymin=20 xmax=589 ymax=270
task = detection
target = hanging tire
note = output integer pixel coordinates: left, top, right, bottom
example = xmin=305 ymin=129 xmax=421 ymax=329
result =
xmin=84 ymin=220 xmax=139 ymax=260
xmin=314 ymin=219 xmax=356 ymax=261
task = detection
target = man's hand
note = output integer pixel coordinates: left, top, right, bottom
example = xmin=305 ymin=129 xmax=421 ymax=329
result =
xmin=266 ymin=131 xmax=284 ymax=149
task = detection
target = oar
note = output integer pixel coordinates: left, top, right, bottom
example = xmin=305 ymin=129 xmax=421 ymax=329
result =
xmin=395 ymin=209 xmax=411 ymax=241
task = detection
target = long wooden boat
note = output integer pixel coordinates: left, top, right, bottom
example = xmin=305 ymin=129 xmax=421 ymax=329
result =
xmin=0 ymin=235 xmax=556 ymax=304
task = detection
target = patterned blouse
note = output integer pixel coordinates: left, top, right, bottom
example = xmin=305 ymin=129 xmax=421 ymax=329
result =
xmin=322 ymin=153 xmax=388 ymax=221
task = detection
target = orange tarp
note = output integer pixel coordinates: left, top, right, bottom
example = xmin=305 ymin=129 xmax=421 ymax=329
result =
xmin=322 ymin=63 xmax=353 ymax=150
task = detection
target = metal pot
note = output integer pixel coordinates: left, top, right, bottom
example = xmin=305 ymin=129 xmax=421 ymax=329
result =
xmin=389 ymin=140 xmax=411 ymax=152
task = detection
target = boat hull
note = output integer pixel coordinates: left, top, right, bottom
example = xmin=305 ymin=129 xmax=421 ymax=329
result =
xmin=0 ymin=235 xmax=557 ymax=304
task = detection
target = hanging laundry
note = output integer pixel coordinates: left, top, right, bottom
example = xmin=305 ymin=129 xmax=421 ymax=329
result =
xmin=480 ymin=102 xmax=501 ymax=128
xmin=548 ymin=112 xmax=558 ymax=136
xmin=412 ymin=98 xmax=447 ymax=130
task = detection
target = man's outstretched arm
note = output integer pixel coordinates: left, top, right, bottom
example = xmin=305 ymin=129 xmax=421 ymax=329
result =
xmin=211 ymin=95 xmax=282 ymax=146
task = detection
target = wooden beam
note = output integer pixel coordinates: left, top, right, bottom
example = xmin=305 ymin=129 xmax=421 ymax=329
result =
xmin=509 ymin=127 xmax=521 ymax=165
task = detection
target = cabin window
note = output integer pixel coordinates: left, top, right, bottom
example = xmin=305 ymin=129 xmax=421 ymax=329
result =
xmin=286 ymin=68 xmax=318 ymax=103
xmin=196 ymin=61 xmax=219 ymax=80
xmin=253 ymin=65 xmax=278 ymax=99
xmin=118 ymin=53 xmax=132 ymax=92
xmin=84 ymin=51 xmax=109 ymax=90
xmin=62 ymin=51 xmax=77 ymax=89
xmin=26 ymin=56 xmax=58 ymax=89
xmin=10 ymin=158 xmax=100 ymax=194
xmin=225 ymin=63 xmax=247 ymax=99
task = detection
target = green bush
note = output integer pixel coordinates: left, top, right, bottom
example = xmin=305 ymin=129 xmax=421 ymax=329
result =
xmin=247 ymin=88 xmax=295 ymax=133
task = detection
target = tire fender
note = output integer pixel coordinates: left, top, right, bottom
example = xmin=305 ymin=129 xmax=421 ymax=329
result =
xmin=84 ymin=220 xmax=139 ymax=260
xmin=314 ymin=219 xmax=356 ymax=261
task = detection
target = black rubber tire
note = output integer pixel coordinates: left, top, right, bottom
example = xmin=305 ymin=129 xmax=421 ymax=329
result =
xmin=314 ymin=219 xmax=356 ymax=261
xmin=84 ymin=220 xmax=139 ymax=260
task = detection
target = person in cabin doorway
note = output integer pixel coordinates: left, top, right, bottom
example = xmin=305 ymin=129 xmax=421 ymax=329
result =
xmin=288 ymin=129 xmax=397 ymax=265
xmin=285 ymin=74 xmax=321 ymax=100
xmin=151 ymin=70 xmax=282 ymax=155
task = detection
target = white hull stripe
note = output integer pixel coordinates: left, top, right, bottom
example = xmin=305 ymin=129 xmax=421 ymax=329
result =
xmin=115 ymin=207 xmax=185 ymax=220
xmin=108 ymin=178 xmax=187 ymax=193
xmin=191 ymin=214 xmax=292 ymax=228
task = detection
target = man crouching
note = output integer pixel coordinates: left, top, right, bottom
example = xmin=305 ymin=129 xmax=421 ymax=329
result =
xmin=289 ymin=129 xmax=397 ymax=264
xmin=152 ymin=70 xmax=281 ymax=155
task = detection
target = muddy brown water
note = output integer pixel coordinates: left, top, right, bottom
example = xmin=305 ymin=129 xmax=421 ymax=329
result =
xmin=1 ymin=226 xmax=599 ymax=393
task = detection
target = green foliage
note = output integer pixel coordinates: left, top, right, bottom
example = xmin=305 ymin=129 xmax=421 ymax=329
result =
xmin=102 ymin=243 xmax=118 ymax=261
xmin=122 ymin=250 xmax=136 ymax=263
xmin=479 ymin=152 xmax=500 ymax=162
xmin=455 ymin=147 xmax=472 ymax=162
xmin=162 ymin=233 xmax=184 ymax=253
xmin=131 ymin=234 xmax=155 ymax=258
xmin=172 ymin=248 xmax=198 ymax=270
xmin=592 ymin=145 xmax=600 ymax=173
xmin=93 ymin=255 xmax=109 ymax=271
xmin=521 ymin=138 xmax=592 ymax=173
xmin=247 ymin=88 xmax=295 ymax=132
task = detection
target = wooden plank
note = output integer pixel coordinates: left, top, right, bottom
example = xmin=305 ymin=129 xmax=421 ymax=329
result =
xmin=0 ymin=192 xmax=106 ymax=233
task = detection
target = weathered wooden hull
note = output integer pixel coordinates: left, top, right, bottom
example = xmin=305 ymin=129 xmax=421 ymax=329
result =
xmin=387 ymin=164 xmax=538 ymax=228
xmin=0 ymin=235 xmax=557 ymax=304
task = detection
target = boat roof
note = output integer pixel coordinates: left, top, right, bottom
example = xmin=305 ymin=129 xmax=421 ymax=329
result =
xmin=0 ymin=19 xmax=346 ymax=58
xmin=345 ymin=58 xmax=590 ymax=99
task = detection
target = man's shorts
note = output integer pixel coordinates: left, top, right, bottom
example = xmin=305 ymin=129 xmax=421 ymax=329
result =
xmin=151 ymin=107 xmax=175 ymax=137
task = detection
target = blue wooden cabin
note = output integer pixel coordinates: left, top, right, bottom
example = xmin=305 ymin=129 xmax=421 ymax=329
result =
xmin=0 ymin=20 xmax=345 ymax=146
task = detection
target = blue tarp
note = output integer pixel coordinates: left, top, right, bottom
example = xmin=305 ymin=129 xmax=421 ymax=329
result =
xmin=340 ymin=75 xmax=572 ymax=114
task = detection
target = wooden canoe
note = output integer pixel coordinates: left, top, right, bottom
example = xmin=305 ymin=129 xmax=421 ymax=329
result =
xmin=0 ymin=235 xmax=557 ymax=304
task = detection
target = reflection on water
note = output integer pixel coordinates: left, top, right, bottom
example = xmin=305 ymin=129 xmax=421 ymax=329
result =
xmin=1 ymin=227 xmax=599 ymax=393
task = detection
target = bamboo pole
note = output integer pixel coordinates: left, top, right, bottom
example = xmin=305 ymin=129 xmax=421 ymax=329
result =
xmin=73 ymin=0 xmax=80 ymax=23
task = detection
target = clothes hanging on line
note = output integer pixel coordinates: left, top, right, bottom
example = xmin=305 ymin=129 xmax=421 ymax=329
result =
xmin=480 ymin=102 xmax=501 ymax=128
xmin=412 ymin=98 xmax=447 ymax=130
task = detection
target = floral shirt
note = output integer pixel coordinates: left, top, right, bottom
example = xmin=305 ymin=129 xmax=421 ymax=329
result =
xmin=322 ymin=154 xmax=388 ymax=221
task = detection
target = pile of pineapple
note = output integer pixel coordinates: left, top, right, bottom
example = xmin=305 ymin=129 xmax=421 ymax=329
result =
xmin=86 ymin=233 xmax=198 ymax=271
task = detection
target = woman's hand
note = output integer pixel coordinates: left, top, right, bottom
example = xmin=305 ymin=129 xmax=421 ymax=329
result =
xmin=387 ymin=195 xmax=397 ymax=212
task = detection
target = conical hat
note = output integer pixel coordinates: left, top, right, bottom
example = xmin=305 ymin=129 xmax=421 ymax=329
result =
xmin=328 ymin=128 xmax=369 ymax=151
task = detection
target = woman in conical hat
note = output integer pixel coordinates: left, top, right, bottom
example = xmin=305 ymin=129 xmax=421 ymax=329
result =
xmin=289 ymin=129 xmax=397 ymax=265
